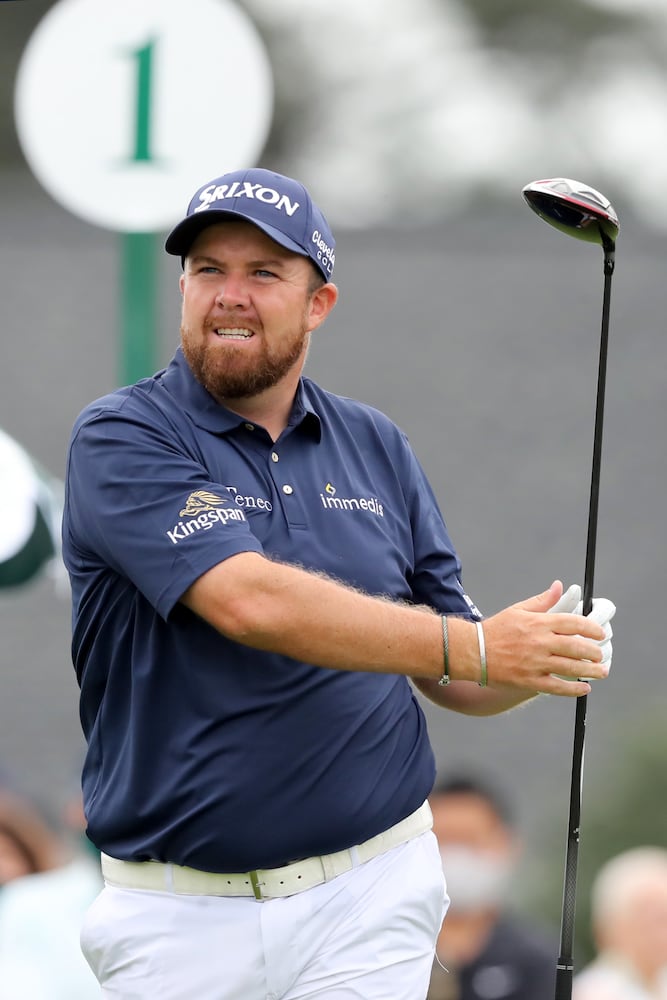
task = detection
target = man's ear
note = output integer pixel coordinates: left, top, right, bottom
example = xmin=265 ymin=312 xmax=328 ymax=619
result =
xmin=179 ymin=273 xmax=185 ymax=296
xmin=307 ymin=282 xmax=338 ymax=333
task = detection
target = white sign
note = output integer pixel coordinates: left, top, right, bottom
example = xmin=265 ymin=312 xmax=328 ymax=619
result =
xmin=14 ymin=0 xmax=274 ymax=232
xmin=0 ymin=428 xmax=63 ymax=587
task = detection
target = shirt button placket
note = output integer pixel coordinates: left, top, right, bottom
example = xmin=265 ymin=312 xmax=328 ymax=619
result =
xmin=268 ymin=450 xmax=305 ymax=527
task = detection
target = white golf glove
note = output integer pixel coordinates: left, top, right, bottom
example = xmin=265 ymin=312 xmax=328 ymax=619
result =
xmin=549 ymin=583 xmax=615 ymax=672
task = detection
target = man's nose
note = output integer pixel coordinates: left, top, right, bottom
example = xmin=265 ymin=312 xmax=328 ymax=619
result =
xmin=215 ymin=274 xmax=249 ymax=308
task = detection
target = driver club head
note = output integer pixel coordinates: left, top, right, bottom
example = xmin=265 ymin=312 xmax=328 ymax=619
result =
xmin=522 ymin=177 xmax=619 ymax=250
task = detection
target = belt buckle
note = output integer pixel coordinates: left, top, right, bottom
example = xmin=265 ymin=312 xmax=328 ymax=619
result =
xmin=248 ymin=870 xmax=264 ymax=900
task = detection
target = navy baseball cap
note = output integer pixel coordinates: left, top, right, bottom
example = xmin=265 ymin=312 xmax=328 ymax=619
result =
xmin=165 ymin=168 xmax=335 ymax=281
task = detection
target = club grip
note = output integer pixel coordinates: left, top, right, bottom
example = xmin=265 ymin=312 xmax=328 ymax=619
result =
xmin=554 ymin=964 xmax=573 ymax=1000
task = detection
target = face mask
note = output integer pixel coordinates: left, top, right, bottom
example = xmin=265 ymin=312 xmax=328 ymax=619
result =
xmin=439 ymin=845 xmax=513 ymax=912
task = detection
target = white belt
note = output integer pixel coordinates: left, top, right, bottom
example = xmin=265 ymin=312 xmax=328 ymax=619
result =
xmin=101 ymin=800 xmax=433 ymax=901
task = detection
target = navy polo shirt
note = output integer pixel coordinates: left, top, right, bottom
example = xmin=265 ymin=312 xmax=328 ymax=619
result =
xmin=63 ymin=348 xmax=478 ymax=873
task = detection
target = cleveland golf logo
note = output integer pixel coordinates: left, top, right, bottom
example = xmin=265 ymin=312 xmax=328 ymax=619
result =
xmin=167 ymin=490 xmax=245 ymax=545
xmin=312 ymin=230 xmax=335 ymax=272
xmin=319 ymin=482 xmax=384 ymax=517
xmin=194 ymin=181 xmax=300 ymax=217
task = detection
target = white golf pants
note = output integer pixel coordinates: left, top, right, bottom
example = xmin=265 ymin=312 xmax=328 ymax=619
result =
xmin=80 ymin=831 xmax=447 ymax=999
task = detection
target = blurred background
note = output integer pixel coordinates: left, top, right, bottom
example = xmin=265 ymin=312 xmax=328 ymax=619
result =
xmin=2 ymin=0 xmax=667 ymax=968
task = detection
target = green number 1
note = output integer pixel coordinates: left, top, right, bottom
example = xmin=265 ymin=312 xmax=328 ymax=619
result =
xmin=127 ymin=40 xmax=156 ymax=162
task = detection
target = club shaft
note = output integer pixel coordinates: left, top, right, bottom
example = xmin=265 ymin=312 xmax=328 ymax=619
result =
xmin=554 ymin=693 xmax=587 ymax=999
xmin=583 ymin=253 xmax=614 ymax=616
xmin=554 ymin=248 xmax=615 ymax=1000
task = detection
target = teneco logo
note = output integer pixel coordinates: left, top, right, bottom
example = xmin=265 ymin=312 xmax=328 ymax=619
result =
xmin=167 ymin=490 xmax=245 ymax=545
xmin=194 ymin=181 xmax=300 ymax=217
xmin=225 ymin=486 xmax=273 ymax=512
xmin=320 ymin=482 xmax=384 ymax=517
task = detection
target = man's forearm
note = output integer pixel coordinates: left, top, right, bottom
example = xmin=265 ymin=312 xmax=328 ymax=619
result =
xmin=182 ymin=551 xmax=464 ymax=681
xmin=413 ymin=675 xmax=539 ymax=716
xmin=181 ymin=553 xmax=607 ymax=697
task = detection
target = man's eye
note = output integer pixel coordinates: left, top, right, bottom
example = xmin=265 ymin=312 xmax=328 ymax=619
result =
xmin=200 ymin=266 xmax=220 ymax=274
xmin=256 ymin=269 xmax=277 ymax=278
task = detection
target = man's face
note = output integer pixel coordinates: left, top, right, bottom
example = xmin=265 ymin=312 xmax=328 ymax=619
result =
xmin=431 ymin=792 xmax=515 ymax=854
xmin=430 ymin=791 xmax=518 ymax=913
xmin=179 ymin=220 xmax=335 ymax=403
xmin=601 ymin=877 xmax=667 ymax=982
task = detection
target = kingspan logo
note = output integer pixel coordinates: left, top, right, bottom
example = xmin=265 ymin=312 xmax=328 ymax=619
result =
xmin=166 ymin=490 xmax=246 ymax=545
xmin=319 ymin=482 xmax=384 ymax=517
xmin=194 ymin=181 xmax=300 ymax=217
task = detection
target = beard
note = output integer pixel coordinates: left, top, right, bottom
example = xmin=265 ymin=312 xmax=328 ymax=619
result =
xmin=181 ymin=323 xmax=310 ymax=402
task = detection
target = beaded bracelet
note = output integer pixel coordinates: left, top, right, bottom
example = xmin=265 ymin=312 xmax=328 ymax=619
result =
xmin=438 ymin=616 xmax=451 ymax=686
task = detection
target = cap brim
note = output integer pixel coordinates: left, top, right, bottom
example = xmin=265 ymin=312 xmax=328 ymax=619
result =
xmin=165 ymin=209 xmax=306 ymax=260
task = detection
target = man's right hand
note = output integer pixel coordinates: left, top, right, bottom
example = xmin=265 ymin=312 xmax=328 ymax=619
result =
xmin=478 ymin=580 xmax=613 ymax=697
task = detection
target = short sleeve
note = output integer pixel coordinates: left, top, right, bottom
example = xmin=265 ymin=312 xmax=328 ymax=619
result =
xmin=64 ymin=407 xmax=263 ymax=619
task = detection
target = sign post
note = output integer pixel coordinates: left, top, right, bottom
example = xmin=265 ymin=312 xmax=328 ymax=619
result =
xmin=14 ymin=0 xmax=274 ymax=385
xmin=121 ymin=35 xmax=160 ymax=383
xmin=121 ymin=233 xmax=158 ymax=384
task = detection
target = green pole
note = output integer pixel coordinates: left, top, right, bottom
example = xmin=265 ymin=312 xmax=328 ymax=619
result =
xmin=118 ymin=39 xmax=159 ymax=386
xmin=119 ymin=231 xmax=159 ymax=386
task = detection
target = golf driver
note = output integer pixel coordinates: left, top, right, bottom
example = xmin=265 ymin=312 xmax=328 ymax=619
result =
xmin=521 ymin=178 xmax=619 ymax=1000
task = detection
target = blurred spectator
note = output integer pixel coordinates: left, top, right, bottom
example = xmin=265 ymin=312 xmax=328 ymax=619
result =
xmin=573 ymin=846 xmax=667 ymax=999
xmin=0 ymin=787 xmax=64 ymax=885
xmin=427 ymin=775 xmax=557 ymax=1000
xmin=0 ymin=781 xmax=101 ymax=999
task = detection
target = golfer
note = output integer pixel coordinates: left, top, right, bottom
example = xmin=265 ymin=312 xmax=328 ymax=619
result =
xmin=63 ymin=167 xmax=615 ymax=999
